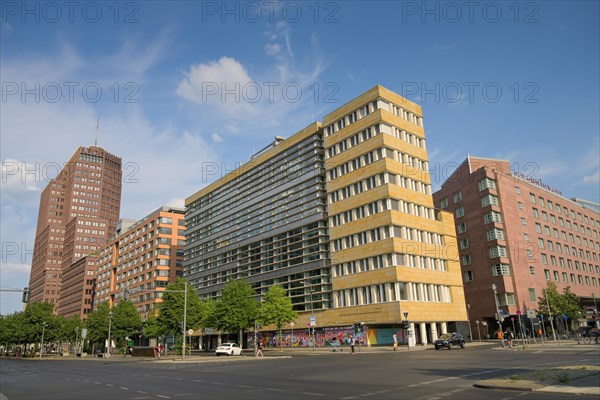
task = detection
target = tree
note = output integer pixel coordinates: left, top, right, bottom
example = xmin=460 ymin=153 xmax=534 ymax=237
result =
xmin=157 ymin=278 xmax=203 ymax=335
xmin=212 ymin=280 xmax=258 ymax=342
xmin=111 ymin=300 xmax=142 ymax=348
xmin=538 ymin=282 xmax=583 ymax=333
xmin=20 ymin=302 xmax=57 ymax=346
xmin=258 ymin=286 xmax=297 ymax=351
xmin=85 ymin=302 xmax=112 ymax=349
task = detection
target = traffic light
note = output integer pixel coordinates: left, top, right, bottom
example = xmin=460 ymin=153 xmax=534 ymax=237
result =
xmin=22 ymin=287 xmax=29 ymax=303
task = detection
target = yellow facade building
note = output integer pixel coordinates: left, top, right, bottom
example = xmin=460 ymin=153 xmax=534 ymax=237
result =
xmin=185 ymin=86 xmax=467 ymax=347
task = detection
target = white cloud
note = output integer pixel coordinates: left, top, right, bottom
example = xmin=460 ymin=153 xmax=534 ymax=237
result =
xmin=582 ymin=169 xmax=599 ymax=185
xmin=175 ymin=56 xmax=255 ymax=114
xmin=211 ymin=133 xmax=223 ymax=143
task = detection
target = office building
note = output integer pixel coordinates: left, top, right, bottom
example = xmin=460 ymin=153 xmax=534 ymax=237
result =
xmin=185 ymin=86 xmax=467 ymax=346
xmin=433 ymin=156 xmax=600 ymax=336
xmin=29 ymin=146 xmax=122 ymax=319
xmin=94 ymin=207 xmax=186 ymax=316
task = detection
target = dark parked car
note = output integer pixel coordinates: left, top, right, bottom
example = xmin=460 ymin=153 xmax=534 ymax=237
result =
xmin=434 ymin=332 xmax=465 ymax=350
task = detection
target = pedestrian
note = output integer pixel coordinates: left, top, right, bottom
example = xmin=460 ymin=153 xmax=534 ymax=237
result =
xmin=506 ymin=329 xmax=514 ymax=348
xmin=393 ymin=333 xmax=398 ymax=351
xmin=256 ymin=341 xmax=264 ymax=357
xmin=349 ymin=334 xmax=356 ymax=355
xmin=331 ymin=336 xmax=338 ymax=352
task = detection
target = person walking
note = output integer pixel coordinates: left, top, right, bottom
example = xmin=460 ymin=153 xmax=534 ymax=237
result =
xmin=256 ymin=341 xmax=264 ymax=357
xmin=349 ymin=334 xmax=356 ymax=355
xmin=506 ymin=329 xmax=514 ymax=348
xmin=393 ymin=333 xmax=398 ymax=351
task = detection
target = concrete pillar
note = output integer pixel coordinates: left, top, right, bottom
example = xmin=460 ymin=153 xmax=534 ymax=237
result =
xmin=217 ymin=334 xmax=222 ymax=346
xmin=408 ymin=322 xmax=416 ymax=347
xmin=419 ymin=323 xmax=428 ymax=345
xmin=440 ymin=322 xmax=448 ymax=334
xmin=430 ymin=323 xmax=438 ymax=342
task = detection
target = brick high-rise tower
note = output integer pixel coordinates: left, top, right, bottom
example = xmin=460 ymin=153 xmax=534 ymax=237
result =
xmin=28 ymin=146 xmax=122 ymax=318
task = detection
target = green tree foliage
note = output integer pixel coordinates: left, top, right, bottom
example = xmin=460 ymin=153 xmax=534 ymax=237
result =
xmin=85 ymin=302 xmax=112 ymax=348
xmin=258 ymin=285 xmax=297 ymax=350
xmin=20 ymin=302 xmax=57 ymax=344
xmin=111 ymin=300 xmax=142 ymax=348
xmin=538 ymin=281 xmax=583 ymax=320
xmin=157 ymin=278 xmax=203 ymax=335
xmin=213 ymin=280 xmax=258 ymax=337
xmin=0 ymin=312 xmax=25 ymax=347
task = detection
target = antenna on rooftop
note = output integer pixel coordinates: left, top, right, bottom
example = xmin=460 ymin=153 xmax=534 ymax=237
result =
xmin=94 ymin=117 xmax=100 ymax=146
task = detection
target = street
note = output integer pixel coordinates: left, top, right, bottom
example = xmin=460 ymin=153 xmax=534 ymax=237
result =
xmin=1 ymin=344 xmax=598 ymax=399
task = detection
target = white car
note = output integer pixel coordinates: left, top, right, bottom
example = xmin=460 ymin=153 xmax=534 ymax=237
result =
xmin=215 ymin=343 xmax=242 ymax=356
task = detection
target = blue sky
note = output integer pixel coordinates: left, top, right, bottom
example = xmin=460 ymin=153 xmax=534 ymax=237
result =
xmin=1 ymin=1 xmax=599 ymax=315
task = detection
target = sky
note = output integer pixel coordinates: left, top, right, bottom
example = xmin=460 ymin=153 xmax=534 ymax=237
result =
xmin=1 ymin=1 xmax=599 ymax=315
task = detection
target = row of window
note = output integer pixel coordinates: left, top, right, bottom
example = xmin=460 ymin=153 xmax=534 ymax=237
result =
xmin=544 ymin=269 xmax=599 ymax=287
xmin=328 ymin=146 xmax=428 ymax=182
xmin=529 ymin=192 xmax=599 ymax=228
xmin=334 ymin=281 xmax=450 ymax=308
xmin=328 ymin=172 xmax=431 ymax=205
xmin=329 ymin=198 xmax=437 ymax=228
xmin=331 ymin=225 xmax=445 ymax=252
xmin=332 ymin=253 xmax=448 ymax=277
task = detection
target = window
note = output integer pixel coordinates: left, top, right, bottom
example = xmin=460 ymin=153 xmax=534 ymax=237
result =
xmin=533 ymin=208 xmax=539 ymax=218
xmin=460 ymin=238 xmax=470 ymax=249
xmin=530 ymin=193 xmax=536 ymax=203
xmin=521 ymin=217 xmax=526 ymax=225
xmin=464 ymin=270 xmax=474 ymax=282
xmin=492 ymin=263 xmax=510 ymax=276
xmin=544 ymin=269 xmax=551 ymax=280
xmin=481 ymin=194 xmax=499 ymax=207
xmin=455 ymin=206 xmax=464 ymax=218
xmin=535 ymin=223 xmax=542 ymax=233
xmin=489 ymin=246 xmax=507 ymax=258
xmin=457 ymin=222 xmax=467 ymax=233
xmin=518 ymin=202 xmax=524 ymax=210
xmin=529 ymin=288 xmax=536 ymax=301
xmin=529 ymin=266 xmax=535 ymax=275
xmin=440 ymin=197 xmax=448 ymax=209
xmin=484 ymin=211 xmax=502 ymax=224
xmin=479 ymin=178 xmax=497 ymax=191
xmin=461 ymin=254 xmax=472 ymax=265
xmin=487 ymin=228 xmax=505 ymax=241
xmin=453 ymin=191 xmax=463 ymax=203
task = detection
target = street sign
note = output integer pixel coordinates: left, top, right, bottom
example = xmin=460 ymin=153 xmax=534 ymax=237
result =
xmin=187 ymin=329 xmax=194 ymax=335
xmin=516 ymin=309 xmax=522 ymax=316
xmin=81 ymin=328 xmax=87 ymax=339
xmin=310 ymin=316 xmax=316 ymax=326
xmin=562 ymin=314 xmax=568 ymax=321
xmin=527 ymin=309 xmax=536 ymax=319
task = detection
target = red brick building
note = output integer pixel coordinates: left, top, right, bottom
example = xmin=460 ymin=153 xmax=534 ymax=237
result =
xmin=29 ymin=146 xmax=122 ymax=318
xmin=433 ymin=156 xmax=599 ymax=337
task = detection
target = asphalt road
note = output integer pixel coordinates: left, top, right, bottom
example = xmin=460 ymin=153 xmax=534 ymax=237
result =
xmin=1 ymin=344 xmax=598 ymax=400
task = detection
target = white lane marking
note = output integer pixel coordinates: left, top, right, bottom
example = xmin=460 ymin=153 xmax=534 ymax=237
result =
xmin=236 ymin=385 xmax=253 ymax=388
xmin=156 ymin=395 xmax=170 ymax=399
xmin=106 ymin=384 xmax=114 ymax=387
xmin=94 ymin=381 xmax=101 ymax=384
xmin=137 ymin=391 xmax=148 ymax=394
xmin=303 ymin=392 xmax=325 ymax=396
xmin=120 ymin=387 xmax=129 ymax=390
xmin=266 ymin=388 xmax=284 ymax=391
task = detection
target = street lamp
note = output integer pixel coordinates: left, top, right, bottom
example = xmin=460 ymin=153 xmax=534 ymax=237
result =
xmin=491 ymin=284 xmax=505 ymax=348
xmin=39 ymin=322 xmax=47 ymax=359
xmin=403 ymin=312 xmax=410 ymax=349
xmin=466 ymin=304 xmax=474 ymax=342
xmin=543 ymin=288 xmax=558 ymax=342
xmin=74 ymin=328 xmax=79 ymax=354
xmin=482 ymin=321 xmax=488 ymax=339
xmin=475 ymin=320 xmax=481 ymax=342
xmin=593 ymin=293 xmax=599 ymax=329
xmin=106 ymin=311 xmax=113 ymax=358
xmin=299 ymin=280 xmax=315 ymax=352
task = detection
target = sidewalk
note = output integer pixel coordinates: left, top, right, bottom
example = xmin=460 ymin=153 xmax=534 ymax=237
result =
xmin=477 ymin=340 xmax=600 ymax=396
